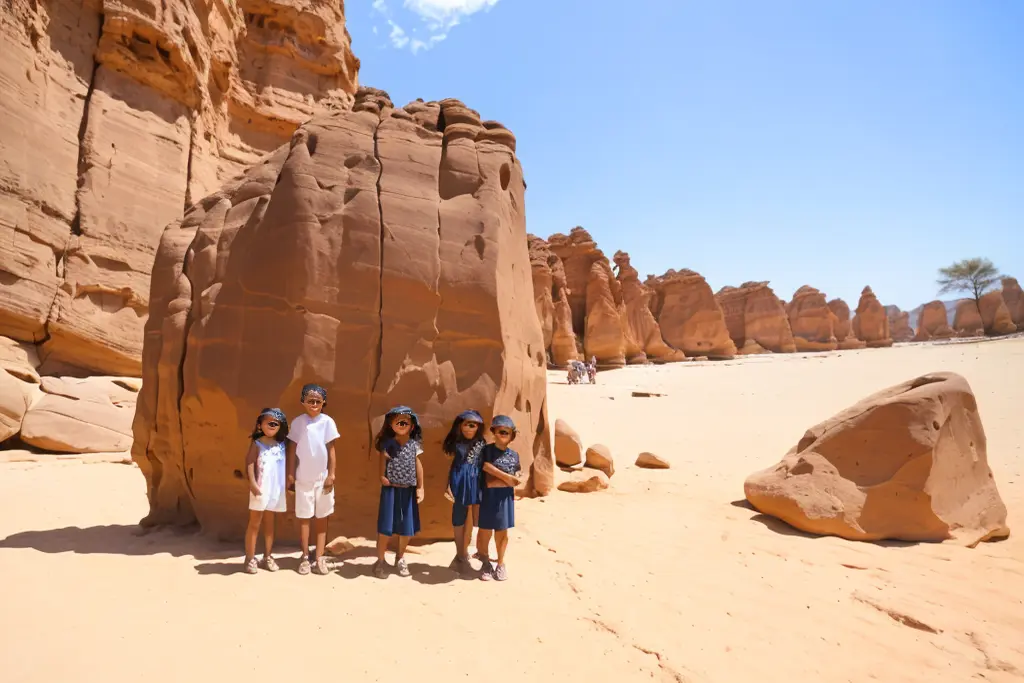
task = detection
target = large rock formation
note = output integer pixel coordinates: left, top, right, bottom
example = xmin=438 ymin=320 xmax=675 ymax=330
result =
xmin=527 ymin=235 xmax=579 ymax=367
xmin=547 ymin=228 xmax=604 ymax=336
xmin=978 ymin=291 xmax=1017 ymax=336
xmin=852 ymin=287 xmax=893 ymax=348
xmin=716 ymin=282 xmax=796 ymax=353
xmin=885 ymin=305 xmax=915 ymax=343
xmin=953 ymin=299 xmax=984 ymax=336
xmin=786 ymin=285 xmax=837 ymax=352
xmin=613 ymin=252 xmax=684 ymax=363
xmin=827 ymin=298 xmax=866 ymax=350
xmin=0 ymin=0 xmax=359 ymax=378
xmin=646 ymin=270 xmax=736 ymax=359
xmin=131 ymin=91 xmax=552 ymax=540
xmin=1002 ymin=277 xmax=1024 ymax=330
xmin=744 ymin=372 xmax=1010 ymax=546
xmin=913 ymin=300 xmax=956 ymax=341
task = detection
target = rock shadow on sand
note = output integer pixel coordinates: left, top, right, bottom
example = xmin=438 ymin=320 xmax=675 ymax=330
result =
xmin=0 ymin=524 xmax=240 ymax=561
xmin=729 ymin=499 xmax=924 ymax=547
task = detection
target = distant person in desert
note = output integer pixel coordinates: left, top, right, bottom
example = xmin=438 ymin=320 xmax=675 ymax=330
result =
xmin=477 ymin=415 xmax=522 ymax=581
xmin=286 ymin=384 xmax=340 ymax=576
xmin=373 ymin=406 xmax=425 ymax=579
xmin=243 ymin=408 xmax=289 ymax=574
xmin=442 ymin=409 xmax=486 ymax=573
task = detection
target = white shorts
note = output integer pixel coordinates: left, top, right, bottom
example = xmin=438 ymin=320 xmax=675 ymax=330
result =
xmin=249 ymin=486 xmax=287 ymax=513
xmin=294 ymin=476 xmax=335 ymax=519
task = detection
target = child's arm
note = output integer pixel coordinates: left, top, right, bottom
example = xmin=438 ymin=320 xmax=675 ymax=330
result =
xmin=324 ymin=439 xmax=337 ymax=493
xmin=285 ymin=441 xmax=297 ymax=488
xmin=415 ymin=456 xmax=425 ymax=503
xmin=379 ymin=450 xmax=390 ymax=486
xmin=245 ymin=443 xmax=262 ymax=496
xmin=482 ymin=462 xmax=520 ymax=487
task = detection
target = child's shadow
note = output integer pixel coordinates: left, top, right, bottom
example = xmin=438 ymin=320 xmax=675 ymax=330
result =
xmin=409 ymin=561 xmax=460 ymax=585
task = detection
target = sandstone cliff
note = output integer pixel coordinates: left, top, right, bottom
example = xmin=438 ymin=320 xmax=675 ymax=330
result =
xmin=884 ymin=305 xmax=915 ymax=343
xmin=852 ymin=286 xmax=893 ymax=348
xmin=613 ymin=252 xmax=684 ymax=363
xmin=827 ymin=298 xmax=866 ymax=350
xmin=646 ymin=269 xmax=736 ymax=359
xmin=716 ymin=282 xmax=796 ymax=353
xmin=787 ymin=285 xmax=839 ymax=351
xmin=913 ymin=300 xmax=955 ymax=341
xmin=0 ymin=0 xmax=359 ymax=379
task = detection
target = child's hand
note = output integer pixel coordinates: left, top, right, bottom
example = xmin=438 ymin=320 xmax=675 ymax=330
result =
xmin=249 ymin=483 xmax=262 ymax=497
xmin=381 ymin=476 xmax=391 ymax=486
xmin=323 ymin=475 xmax=335 ymax=494
xmin=416 ymin=487 xmax=425 ymax=503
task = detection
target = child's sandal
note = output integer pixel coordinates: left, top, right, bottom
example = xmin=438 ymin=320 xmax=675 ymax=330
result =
xmin=315 ymin=557 xmax=331 ymax=575
xmin=479 ymin=560 xmax=494 ymax=581
xmin=262 ymin=556 xmax=279 ymax=572
xmin=395 ymin=558 xmax=410 ymax=577
xmin=297 ymin=558 xmax=311 ymax=575
xmin=372 ymin=561 xmax=388 ymax=579
xmin=494 ymin=564 xmax=508 ymax=581
xmin=244 ymin=557 xmax=258 ymax=574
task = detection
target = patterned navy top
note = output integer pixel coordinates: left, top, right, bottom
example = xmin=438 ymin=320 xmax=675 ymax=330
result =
xmin=381 ymin=437 xmax=422 ymax=487
xmin=482 ymin=444 xmax=520 ymax=487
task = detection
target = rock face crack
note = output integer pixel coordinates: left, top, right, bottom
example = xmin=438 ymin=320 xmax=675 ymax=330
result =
xmin=367 ymin=112 xmax=386 ymax=448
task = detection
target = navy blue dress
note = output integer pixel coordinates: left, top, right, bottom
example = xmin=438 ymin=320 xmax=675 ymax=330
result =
xmin=448 ymin=439 xmax=484 ymax=526
xmin=478 ymin=444 xmax=519 ymax=531
xmin=377 ymin=437 xmax=422 ymax=537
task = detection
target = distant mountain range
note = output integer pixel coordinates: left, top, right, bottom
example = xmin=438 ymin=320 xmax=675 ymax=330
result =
xmin=908 ymin=299 xmax=965 ymax=330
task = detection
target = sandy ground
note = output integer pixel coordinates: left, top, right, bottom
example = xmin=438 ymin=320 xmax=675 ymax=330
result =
xmin=1 ymin=339 xmax=1022 ymax=682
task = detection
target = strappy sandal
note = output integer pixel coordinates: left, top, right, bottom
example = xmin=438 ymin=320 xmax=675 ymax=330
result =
xmin=372 ymin=560 xmax=388 ymax=579
xmin=395 ymin=557 xmax=411 ymax=577
xmin=494 ymin=563 xmax=508 ymax=581
xmin=262 ymin=556 xmax=279 ymax=572
xmin=244 ymin=557 xmax=258 ymax=574
xmin=479 ymin=559 xmax=494 ymax=581
xmin=315 ymin=556 xmax=331 ymax=575
xmin=297 ymin=557 xmax=311 ymax=575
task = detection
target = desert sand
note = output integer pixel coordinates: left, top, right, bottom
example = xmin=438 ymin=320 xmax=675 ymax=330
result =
xmin=2 ymin=339 xmax=1022 ymax=683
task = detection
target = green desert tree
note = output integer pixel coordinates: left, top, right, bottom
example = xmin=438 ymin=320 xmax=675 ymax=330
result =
xmin=937 ymin=257 xmax=1001 ymax=331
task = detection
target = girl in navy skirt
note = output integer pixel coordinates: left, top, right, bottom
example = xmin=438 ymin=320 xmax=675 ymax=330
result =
xmin=373 ymin=406 xmax=425 ymax=579
xmin=477 ymin=414 xmax=522 ymax=582
xmin=442 ymin=409 xmax=486 ymax=572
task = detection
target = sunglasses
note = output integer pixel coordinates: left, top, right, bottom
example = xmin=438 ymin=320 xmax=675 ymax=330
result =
xmin=494 ymin=429 xmax=513 ymax=437
xmin=305 ymin=398 xmax=323 ymax=406
xmin=394 ymin=420 xmax=411 ymax=427
xmin=264 ymin=421 xmax=281 ymax=428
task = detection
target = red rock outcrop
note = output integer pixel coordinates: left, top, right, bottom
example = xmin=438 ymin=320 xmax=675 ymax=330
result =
xmin=953 ymin=300 xmax=985 ymax=337
xmin=548 ymin=228 xmax=604 ymax=335
xmin=827 ymin=298 xmax=866 ymax=350
xmin=913 ymin=301 xmax=956 ymax=341
xmin=885 ymin=305 xmax=915 ymax=343
xmin=646 ymin=270 xmax=736 ymax=358
xmin=0 ymin=0 xmax=359 ymax=377
xmin=786 ymin=286 xmax=837 ymax=351
xmin=978 ymin=291 xmax=1017 ymax=336
xmin=744 ymin=372 xmax=1010 ymax=546
xmin=528 ymin=236 xmax=555 ymax=354
xmin=716 ymin=282 xmax=796 ymax=353
xmin=613 ymin=252 xmax=684 ymax=363
xmin=131 ymin=92 xmax=552 ymax=540
xmin=1002 ymin=277 xmax=1024 ymax=330
xmin=584 ymin=259 xmax=630 ymax=366
xmin=852 ymin=287 xmax=893 ymax=348
xmin=528 ymin=236 xmax=579 ymax=367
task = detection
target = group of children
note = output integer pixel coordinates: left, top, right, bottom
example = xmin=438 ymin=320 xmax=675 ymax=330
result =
xmin=244 ymin=384 xmax=522 ymax=582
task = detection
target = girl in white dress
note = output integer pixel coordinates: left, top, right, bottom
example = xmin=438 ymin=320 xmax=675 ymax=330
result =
xmin=244 ymin=408 xmax=290 ymax=574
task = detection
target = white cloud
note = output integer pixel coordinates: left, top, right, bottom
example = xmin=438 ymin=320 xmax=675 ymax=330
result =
xmin=388 ymin=20 xmax=409 ymax=49
xmin=371 ymin=0 xmax=498 ymax=54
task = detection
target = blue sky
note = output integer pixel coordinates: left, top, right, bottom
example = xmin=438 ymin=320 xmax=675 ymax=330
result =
xmin=347 ymin=1 xmax=1022 ymax=311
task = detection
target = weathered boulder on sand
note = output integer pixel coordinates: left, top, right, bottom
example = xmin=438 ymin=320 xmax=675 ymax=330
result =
xmin=852 ymin=286 xmax=893 ymax=347
xmin=558 ymin=469 xmax=610 ymax=493
xmin=913 ymin=301 xmax=956 ymax=341
xmin=744 ymin=372 xmax=1010 ymax=546
xmin=554 ymin=419 xmax=583 ymax=468
xmin=1002 ymin=277 xmax=1024 ymax=330
xmin=132 ymin=91 xmax=552 ymax=540
xmin=716 ymin=282 xmax=796 ymax=353
xmin=787 ymin=285 xmax=838 ymax=351
xmin=978 ymin=291 xmax=1017 ymax=336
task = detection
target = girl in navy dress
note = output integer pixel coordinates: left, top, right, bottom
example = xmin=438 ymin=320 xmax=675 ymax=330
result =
xmin=476 ymin=414 xmax=522 ymax=582
xmin=442 ymin=409 xmax=485 ymax=571
xmin=373 ymin=406 xmax=425 ymax=579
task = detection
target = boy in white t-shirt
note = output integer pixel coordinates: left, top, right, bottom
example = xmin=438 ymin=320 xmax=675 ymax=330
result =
xmin=286 ymin=383 xmax=340 ymax=575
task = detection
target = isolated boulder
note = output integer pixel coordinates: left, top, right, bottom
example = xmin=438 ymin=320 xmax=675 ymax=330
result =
xmin=132 ymin=92 xmax=552 ymax=540
xmin=913 ymin=301 xmax=955 ymax=341
xmin=584 ymin=443 xmax=614 ymax=478
xmin=555 ymin=419 xmax=584 ymax=468
xmin=787 ymin=285 xmax=838 ymax=351
xmin=636 ymin=452 xmax=670 ymax=469
xmin=744 ymin=372 xmax=1009 ymax=546
xmin=558 ymin=469 xmax=610 ymax=493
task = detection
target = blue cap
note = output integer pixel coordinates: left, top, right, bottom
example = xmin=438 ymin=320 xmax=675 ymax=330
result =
xmin=258 ymin=407 xmax=287 ymax=423
xmin=490 ymin=414 xmax=517 ymax=431
xmin=387 ymin=405 xmax=419 ymax=423
xmin=300 ymin=383 xmax=327 ymax=402
xmin=457 ymin=409 xmax=484 ymax=424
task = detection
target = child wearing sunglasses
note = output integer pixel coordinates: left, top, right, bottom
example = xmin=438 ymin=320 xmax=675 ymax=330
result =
xmin=286 ymin=383 xmax=340 ymax=575
xmin=442 ymin=409 xmax=486 ymax=573
xmin=477 ymin=414 xmax=522 ymax=582
xmin=244 ymin=408 xmax=290 ymax=574
xmin=373 ymin=406 xmax=425 ymax=579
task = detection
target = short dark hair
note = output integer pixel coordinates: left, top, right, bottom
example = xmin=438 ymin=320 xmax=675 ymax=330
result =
xmin=300 ymin=383 xmax=327 ymax=404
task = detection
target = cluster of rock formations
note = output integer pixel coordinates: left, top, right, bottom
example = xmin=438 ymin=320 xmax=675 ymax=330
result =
xmin=745 ymin=372 xmax=1010 ymax=546
xmin=529 ymin=230 xmax=1021 ymax=368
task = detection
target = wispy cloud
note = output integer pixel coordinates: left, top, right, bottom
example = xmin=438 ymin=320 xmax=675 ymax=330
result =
xmin=371 ymin=0 xmax=499 ymax=54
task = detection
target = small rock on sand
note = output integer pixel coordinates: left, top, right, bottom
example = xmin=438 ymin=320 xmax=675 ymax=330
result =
xmin=636 ymin=452 xmax=670 ymax=469
xmin=558 ymin=469 xmax=610 ymax=493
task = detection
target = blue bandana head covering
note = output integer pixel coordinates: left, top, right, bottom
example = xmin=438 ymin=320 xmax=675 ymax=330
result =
xmin=457 ymin=409 xmax=484 ymax=425
xmin=386 ymin=405 xmax=418 ymax=425
xmin=490 ymin=414 xmax=517 ymax=432
xmin=300 ymin=383 xmax=327 ymax=403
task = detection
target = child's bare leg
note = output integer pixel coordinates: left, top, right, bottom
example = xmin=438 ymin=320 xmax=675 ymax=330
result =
xmin=495 ymin=530 xmax=509 ymax=565
xmin=313 ymin=516 xmax=328 ymax=559
xmin=244 ymin=510 xmax=262 ymax=561
xmin=453 ymin=524 xmax=466 ymax=558
xmin=476 ymin=528 xmax=493 ymax=561
xmin=464 ymin=506 xmax=478 ymax=556
xmin=397 ymin=535 xmax=410 ymax=560
xmin=298 ymin=519 xmax=311 ymax=558
xmin=262 ymin=512 xmax=275 ymax=557
xmin=376 ymin=533 xmax=390 ymax=563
